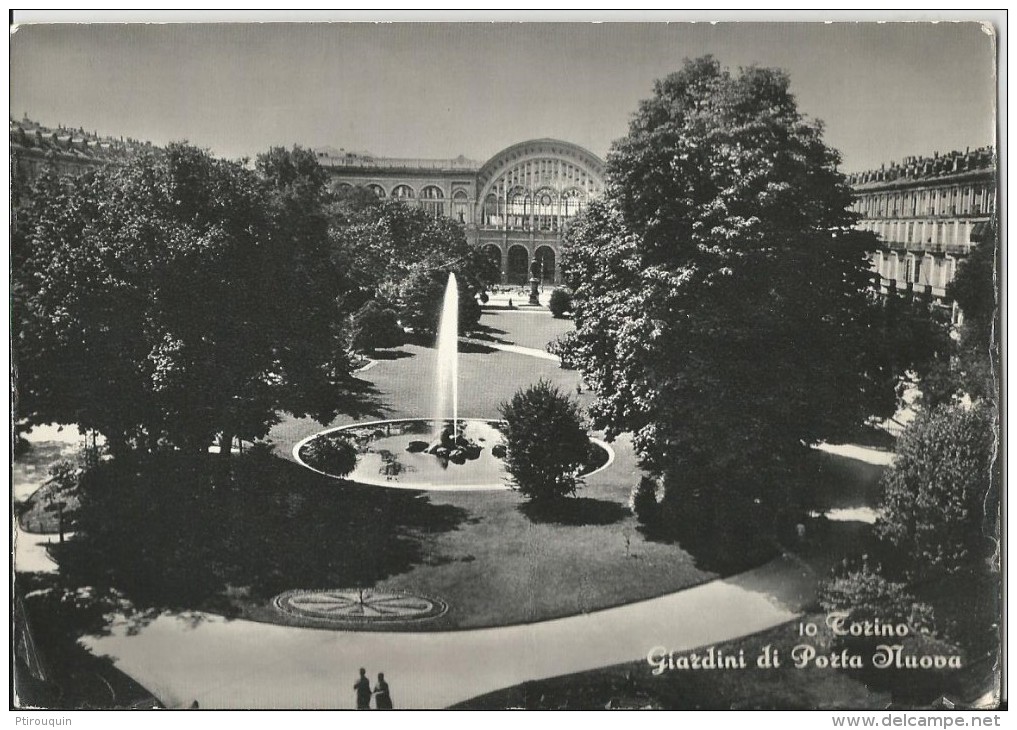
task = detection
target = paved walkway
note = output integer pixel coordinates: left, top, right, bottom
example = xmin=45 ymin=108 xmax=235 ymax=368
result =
xmin=63 ymin=552 xmax=815 ymax=709
xmin=14 ymin=521 xmax=814 ymax=708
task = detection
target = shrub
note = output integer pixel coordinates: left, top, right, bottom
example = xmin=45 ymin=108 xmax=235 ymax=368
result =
xmin=819 ymin=560 xmax=935 ymax=631
xmin=875 ymin=402 xmax=996 ymax=579
xmin=300 ymin=435 xmax=359 ymax=478
xmin=499 ymin=379 xmax=590 ymax=502
xmin=548 ymin=288 xmax=573 ymax=318
xmin=546 ymin=331 xmax=579 ymax=370
xmin=818 ymin=560 xmax=953 ymax=704
xmin=350 ymin=300 xmax=404 ymax=352
xmin=630 ymin=476 xmax=661 ymax=525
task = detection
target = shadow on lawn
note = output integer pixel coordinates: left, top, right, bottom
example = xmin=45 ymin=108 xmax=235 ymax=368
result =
xmin=469 ymin=323 xmax=510 ymax=344
xmin=332 ymin=375 xmax=390 ymax=420
xmin=518 ymin=497 xmax=629 ymax=526
xmin=458 ymin=340 xmax=498 ymax=355
xmin=368 ymin=348 xmax=415 ymax=361
xmin=50 ymin=452 xmax=468 ymax=633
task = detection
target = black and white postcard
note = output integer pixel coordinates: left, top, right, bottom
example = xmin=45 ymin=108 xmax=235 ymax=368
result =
xmin=10 ymin=14 xmax=1003 ymax=716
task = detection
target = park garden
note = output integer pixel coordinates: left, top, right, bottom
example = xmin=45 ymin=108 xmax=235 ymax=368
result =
xmin=12 ymin=58 xmax=998 ymax=710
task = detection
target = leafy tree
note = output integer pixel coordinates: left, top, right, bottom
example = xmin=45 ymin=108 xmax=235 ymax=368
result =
xmin=922 ymin=234 xmax=999 ymax=407
xmin=560 ymin=57 xmax=901 ymax=544
xmin=498 ymin=379 xmax=590 ymax=501
xmin=12 ymin=144 xmax=355 ymax=458
xmin=548 ymin=288 xmax=573 ymax=318
xmin=327 ymin=196 xmax=497 ymax=335
xmin=875 ymin=402 xmax=996 ymax=579
xmin=398 ymin=266 xmax=483 ymax=336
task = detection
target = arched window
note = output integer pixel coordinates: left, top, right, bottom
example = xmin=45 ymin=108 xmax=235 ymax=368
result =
xmin=367 ymin=184 xmax=386 ymax=198
xmin=562 ymin=188 xmax=587 ymax=219
xmin=483 ymin=193 xmax=501 ymax=226
xmin=507 ymin=187 xmax=528 ymax=230
xmin=392 ymin=184 xmax=415 ymax=199
xmin=420 ymin=185 xmax=444 ymax=218
xmin=535 ymin=189 xmax=555 ymax=231
xmin=452 ymin=190 xmax=469 ymax=224
xmin=507 ymin=245 xmax=529 ymax=285
xmin=482 ymin=244 xmax=502 ymax=280
xmin=534 ymin=246 xmax=556 ymax=283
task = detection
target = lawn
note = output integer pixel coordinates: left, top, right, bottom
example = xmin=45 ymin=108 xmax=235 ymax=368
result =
xmin=20 ymin=308 xmax=723 ymax=633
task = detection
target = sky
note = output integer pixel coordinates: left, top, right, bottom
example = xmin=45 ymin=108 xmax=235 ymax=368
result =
xmin=10 ymin=21 xmax=998 ymax=172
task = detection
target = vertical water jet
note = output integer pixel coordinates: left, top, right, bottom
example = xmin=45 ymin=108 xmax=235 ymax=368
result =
xmin=432 ymin=273 xmax=459 ymax=441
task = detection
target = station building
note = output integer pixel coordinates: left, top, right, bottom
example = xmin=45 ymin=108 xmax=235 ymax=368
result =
xmin=315 ymin=139 xmax=607 ymax=285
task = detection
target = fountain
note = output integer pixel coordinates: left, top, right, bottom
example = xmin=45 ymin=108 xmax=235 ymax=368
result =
xmin=294 ymin=270 xmax=614 ymax=490
xmin=432 ymin=273 xmax=459 ymax=442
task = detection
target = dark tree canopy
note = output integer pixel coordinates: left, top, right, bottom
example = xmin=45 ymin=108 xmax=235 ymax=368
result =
xmin=560 ymin=57 xmax=902 ymax=541
xmin=13 ymin=144 xmax=355 ymax=456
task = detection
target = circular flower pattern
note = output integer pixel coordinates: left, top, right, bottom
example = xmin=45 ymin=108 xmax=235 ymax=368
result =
xmin=273 ymin=588 xmax=447 ymax=624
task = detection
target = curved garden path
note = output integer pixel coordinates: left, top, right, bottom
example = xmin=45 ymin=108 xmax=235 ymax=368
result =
xmin=15 ymin=523 xmax=815 ymax=709
xmin=13 ymin=311 xmax=883 ymax=709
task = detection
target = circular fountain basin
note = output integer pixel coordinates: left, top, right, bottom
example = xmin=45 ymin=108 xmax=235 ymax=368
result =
xmin=293 ymin=418 xmax=614 ymax=492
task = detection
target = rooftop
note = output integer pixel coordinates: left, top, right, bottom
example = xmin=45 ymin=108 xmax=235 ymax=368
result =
xmin=313 ymin=146 xmax=482 ymax=172
xmin=846 ymin=146 xmax=995 ymax=187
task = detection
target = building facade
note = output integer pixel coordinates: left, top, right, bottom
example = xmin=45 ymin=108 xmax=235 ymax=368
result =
xmin=10 ymin=116 xmax=149 ymax=187
xmin=845 ymin=147 xmax=996 ymax=312
xmin=316 ymin=139 xmax=607 ymax=284
xmin=15 ymin=118 xmax=995 ymax=302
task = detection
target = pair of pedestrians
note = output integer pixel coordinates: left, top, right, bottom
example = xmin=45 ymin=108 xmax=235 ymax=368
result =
xmin=354 ymin=667 xmax=392 ymax=709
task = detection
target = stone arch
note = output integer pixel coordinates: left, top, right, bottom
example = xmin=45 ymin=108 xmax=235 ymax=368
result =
xmin=482 ymin=193 xmax=502 ymax=226
xmin=366 ymin=184 xmax=386 ymax=198
xmin=482 ymin=244 xmax=503 ymax=281
xmin=534 ymin=245 xmax=556 ymax=284
xmin=420 ymin=185 xmax=444 ymax=217
xmin=507 ymin=245 xmax=530 ymax=285
xmin=452 ymin=189 xmax=469 ymax=223
xmin=391 ymin=184 xmax=415 ymax=199
xmin=475 ymin=139 xmax=606 ymax=216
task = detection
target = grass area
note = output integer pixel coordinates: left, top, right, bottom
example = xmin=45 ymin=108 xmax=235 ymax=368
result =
xmin=472 ymin=309 xmax=574 ymax=352
xmin=50 ymin=442 xmax=715 ymax=632
xmin=17 ymin=478 xmax=80 ymax=535
xmin=21 ymin=310 xmax=720 ymax=632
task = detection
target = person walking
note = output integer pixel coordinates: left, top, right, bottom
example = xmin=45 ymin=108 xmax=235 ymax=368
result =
xmin=373 ymin=672 xmax=393 ymax=710
xmin=354 ymin=668 xmax=372 ymax=710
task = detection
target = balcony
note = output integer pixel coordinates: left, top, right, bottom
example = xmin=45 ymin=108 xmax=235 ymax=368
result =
xmin=877 ymin=240 xmax=970 ymax=256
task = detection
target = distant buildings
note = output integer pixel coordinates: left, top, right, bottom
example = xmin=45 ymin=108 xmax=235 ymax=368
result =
xmin=316 ymin=139 xmax=607 ymax=284
xmin=12 ymin=115 xmax=997 ymax=302
xmin=10 ymin=116 xmax=151 ymax=186
xmin=845 ymin=147 xmax=997 ymax=316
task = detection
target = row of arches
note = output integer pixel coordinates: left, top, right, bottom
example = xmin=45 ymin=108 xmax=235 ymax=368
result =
xmin=482 ymin=244 xmax=556 ymax=285
xmin=332 ymin=182 xmax=470 ymax=220
xmin=480 ymin=187 xmax=589 ymax=231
